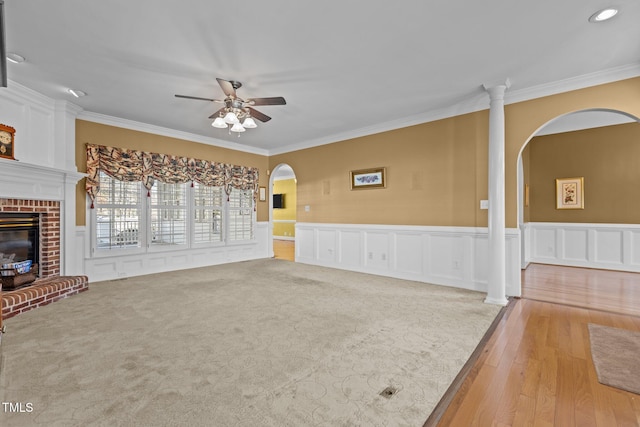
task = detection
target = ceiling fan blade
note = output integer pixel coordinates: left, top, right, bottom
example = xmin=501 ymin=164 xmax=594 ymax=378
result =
xmin=175 ymin=94 xmax=217 ymax=102
xmin=208 ymin=107 xmax=227 ymax=119
xmin=216 ymin=78 xmax=237 ymax=97
xmin=248 ymin=107 xmax=271 ymax=122
xmin=248 ymin=96 xmax=286 ymax=106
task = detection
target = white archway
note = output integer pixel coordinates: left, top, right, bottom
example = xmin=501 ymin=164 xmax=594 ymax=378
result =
xmin=516 ymin=108 xmax=640 ymax=290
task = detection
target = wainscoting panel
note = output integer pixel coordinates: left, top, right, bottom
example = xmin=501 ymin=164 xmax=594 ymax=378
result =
xmin=338 ymin=231 xmax=362 ymax=266
xmin=296 ymin=223 xmax=521 ymax=296
xmin=526 ymin=223 xmax=640 ymax=272
xmin=84 ymin=222 xmax=270 ymax=282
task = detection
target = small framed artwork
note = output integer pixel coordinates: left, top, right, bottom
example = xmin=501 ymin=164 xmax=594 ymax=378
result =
xmin=556 ymin=177 xmax=584 ymax=209
xmin=0 ymin=123 xmax=16 ymax=160
xmin=350 ymin=167 xmax=386 ymax=190
xmin=259 ymin=186 xmax=266 ymax=202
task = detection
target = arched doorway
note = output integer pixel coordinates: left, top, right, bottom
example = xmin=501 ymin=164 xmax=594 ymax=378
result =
xmin=269 ymin=164 xmax=297 ymax=260
xmin=516 ymin=108 xmax=640 ymax=288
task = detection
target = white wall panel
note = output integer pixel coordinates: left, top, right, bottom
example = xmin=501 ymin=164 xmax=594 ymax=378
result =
xmin=339 ymin=231 xmax=362 ymax=266
xmin=364 ymin=232 xmax=389 ymax=270
xmin=533 ymin=227 xmax=557 ymax=259
xmin=318 ymin=229 xmax=337 ymax=262
xmin=297 ymin=228 xmax=315 ymax=261
xmin=563 ymin=228 xmax=588 ymax=261
xmin=526 ymin=223 xmax=640 ymax=272
xmin=394 ymin=233 xmax=423 ymax=276
xmin=594 ymin=230 xmax=624 ymax=265
xmin=296 ymin=223 xmax=521 ymax=297
xmin=632 ymin=231 xmax=640 ymax=265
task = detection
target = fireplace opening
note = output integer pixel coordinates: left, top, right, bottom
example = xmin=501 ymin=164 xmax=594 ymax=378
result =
xmin=1 ymin=213 xmax=40 ymax=287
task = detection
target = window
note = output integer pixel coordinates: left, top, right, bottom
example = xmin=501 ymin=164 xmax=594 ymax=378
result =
xmin=228 ymin=188 xmax=254 ymax=241
xmin=150 ymin=182 xmax=187 ymax=246
xmin=193 ymin=183 xmax=223 ymax=244
xmin=94 ymin=171 xmax=142 ymax=250
xmin=92 ymin=174 xmax=254 ymax=254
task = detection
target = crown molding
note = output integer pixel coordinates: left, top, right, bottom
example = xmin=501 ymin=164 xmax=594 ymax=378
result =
xmin=2 ymin=79 xmax=57 ymax=110
xmin=269 ymin=63 xmax=640 ymax=155
xmin=77 ymin=111 xmax=270 ymax=156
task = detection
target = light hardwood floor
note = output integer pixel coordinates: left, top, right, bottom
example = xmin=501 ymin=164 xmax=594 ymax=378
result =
xmin=273 ymin=239 xmax=295 ymax=261
xmin=431 ymin=264 xmax=640 ymax=426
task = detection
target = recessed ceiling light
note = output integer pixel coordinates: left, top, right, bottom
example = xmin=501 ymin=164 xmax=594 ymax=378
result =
xmin=6 ymin=53 xmax=25 ymax=64
xmin=589 ymin=7 xmax=618 ymax=22
xmin=68 ymin=89 xmax=86 ymax=98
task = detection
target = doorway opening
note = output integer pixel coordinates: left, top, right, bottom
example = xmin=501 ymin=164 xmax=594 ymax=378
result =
xmin=517 ymin=108 xmax=640 ymax=292
xmin=269 ymin=164 xmax=297 ymax=261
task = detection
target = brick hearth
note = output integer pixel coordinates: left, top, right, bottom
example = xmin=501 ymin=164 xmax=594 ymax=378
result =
xmin=2 ymin=276 xmax=89 ymax=320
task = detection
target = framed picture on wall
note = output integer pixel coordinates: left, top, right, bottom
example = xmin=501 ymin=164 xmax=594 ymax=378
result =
xmin=259 ymin=187 xmax=266 ymax=202
xmin=350 ymin=167 xmax=386 ymax=190
xmin=556 ymin=177 xmax=584 ymax=209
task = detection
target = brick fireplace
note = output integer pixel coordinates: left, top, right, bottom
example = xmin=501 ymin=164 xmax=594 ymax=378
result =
xmin=1 ymin=198 xmax=88 ymax=321
xmin=1 ymin=198 xmax=61 ymax=278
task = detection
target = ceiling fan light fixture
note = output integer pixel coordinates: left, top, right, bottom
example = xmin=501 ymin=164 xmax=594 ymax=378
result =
xmin=223 ymin=111 xmax=239 ymax=124
xmin=589 ymin=7 xmax=618 ymax=22
xmin=212 ymin=117 xmax=227 ymax=128
xmin=242 ymin=117 xmax=257 ymax=129
xmin=230 ymin=122 xmax=245 ymax=133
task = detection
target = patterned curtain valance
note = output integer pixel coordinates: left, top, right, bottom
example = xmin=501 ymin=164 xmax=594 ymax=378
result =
xmin=86 ymin=144 xmax=259 ymax=207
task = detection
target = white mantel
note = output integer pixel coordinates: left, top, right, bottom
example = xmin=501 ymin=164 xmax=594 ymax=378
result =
xmin=0 ymin=81 xmax=85 ymax=275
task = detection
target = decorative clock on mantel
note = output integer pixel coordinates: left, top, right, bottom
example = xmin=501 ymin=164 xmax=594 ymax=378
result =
xmin=0 ymin=123 xmax=15 ymax=160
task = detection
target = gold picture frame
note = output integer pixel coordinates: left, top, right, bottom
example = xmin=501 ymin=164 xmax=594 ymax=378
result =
xmin=259 ymin=186 xmax=266 ymax=202
xmin=556 ymin=177 xmax=584 ymax=209
xmin=350 ymin=167 xmax=386 ymax=190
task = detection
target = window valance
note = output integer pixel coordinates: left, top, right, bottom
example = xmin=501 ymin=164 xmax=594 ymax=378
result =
xmin=86 ymin=144 xmax=259 ymax=207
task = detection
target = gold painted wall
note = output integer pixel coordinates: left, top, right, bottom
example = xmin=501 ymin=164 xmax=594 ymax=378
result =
xmin=505 ymin=77 xmax=640 ymax=227
xmin=75 ymin=78 xmax=640 ymax=230
xmin=270 ymin=111 xmax=490 ymax=227
xmin=270 ymin=77 xmax=640 ymax=229
xmin=75 ymin=120 xmax=269 ymax=226
xmin=528 ymin=122 xmax=640 ymax=223
xmin=272 ymin=178 xmax=297 ymax=237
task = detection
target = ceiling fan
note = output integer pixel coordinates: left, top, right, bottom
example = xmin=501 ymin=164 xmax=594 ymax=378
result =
xmin=175 ymin=78 xmax=286 ymax=133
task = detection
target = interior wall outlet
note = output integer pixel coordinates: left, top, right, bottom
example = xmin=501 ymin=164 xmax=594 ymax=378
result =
xmin=304 ymin=205 xmax=310 ymax=212
xmin=480 ymin=200 xmax=489 ymax=210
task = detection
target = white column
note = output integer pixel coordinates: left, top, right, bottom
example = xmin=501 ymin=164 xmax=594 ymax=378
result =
xmin=483 ymin=80 xmax=510 ymax=306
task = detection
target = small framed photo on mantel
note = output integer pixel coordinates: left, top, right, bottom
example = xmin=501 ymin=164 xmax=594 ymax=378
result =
xmin=350 ymin=167 xmax=386 ymax=190
xmin=556 ymin=177 xmax=584 ymax=209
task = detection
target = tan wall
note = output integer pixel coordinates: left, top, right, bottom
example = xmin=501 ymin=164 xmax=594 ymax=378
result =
xmin=506 ymin=76 xmax=640 ymax=227
xmin=75 ymin=77 xmax=640 ymax=230
xmin=528 ymin=122 xmax=640 ymax=223
xmin=270 ymin=111 xmax=490 ymax=227
xmin=75 ymin=120 xmax=269 ymax=226
xmin=269 ymin=77 xmax=640 ymax=229
xmin=273 ymin=178 xmax=297 ymax=237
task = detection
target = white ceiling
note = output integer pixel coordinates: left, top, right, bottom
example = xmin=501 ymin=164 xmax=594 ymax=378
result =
xmin=3 ymin=1 xmax=640 ymax=155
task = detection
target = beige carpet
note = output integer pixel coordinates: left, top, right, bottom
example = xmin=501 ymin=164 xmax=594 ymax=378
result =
xmin=589 ymin=323 xmax=640 ymax=395
xmin=0 ymin=259 xmax=501 ymax=426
